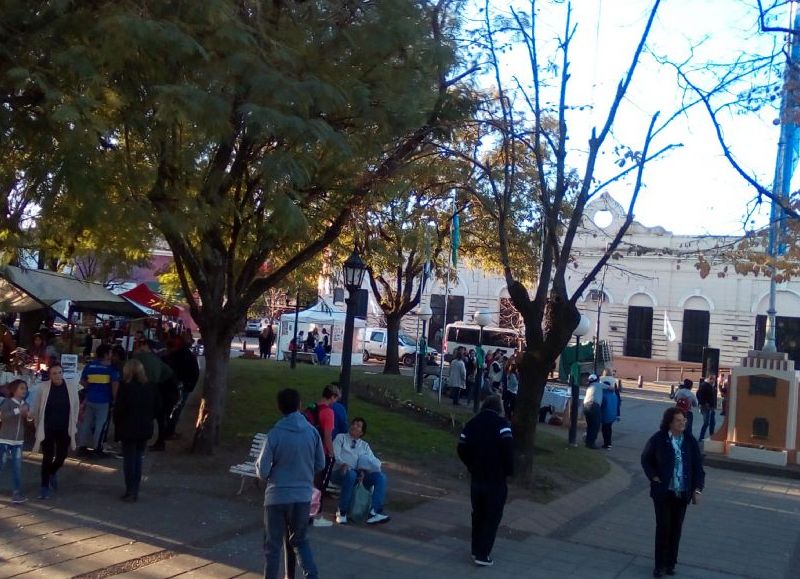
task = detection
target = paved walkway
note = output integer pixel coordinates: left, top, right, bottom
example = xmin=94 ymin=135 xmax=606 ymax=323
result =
xmin=1 ymin=390 xmax=799 ymax=578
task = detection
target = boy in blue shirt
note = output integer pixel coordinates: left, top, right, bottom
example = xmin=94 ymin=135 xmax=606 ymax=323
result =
xmin=78 ymin=344 xmax=120 ymax=458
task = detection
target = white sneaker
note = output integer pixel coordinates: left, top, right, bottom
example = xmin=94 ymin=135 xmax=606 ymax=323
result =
xmin=312 ymin=516 xmax=333 ymax=528
xmin=366 ymin=511 xmax=390 ymax=525
xmin=335 ymin=511 xmax=348 ymax=524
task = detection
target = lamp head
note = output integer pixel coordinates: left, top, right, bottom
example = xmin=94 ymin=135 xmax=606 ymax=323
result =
xmin=574 ymin=314 xmax=591 ymax=337
xmin=342 ymin=249 xmax=367 ymax=292
xmin=473 ymin=310 xmax=492 ymax=328
xmin=415 ymin=304 xmax=433 ymax=323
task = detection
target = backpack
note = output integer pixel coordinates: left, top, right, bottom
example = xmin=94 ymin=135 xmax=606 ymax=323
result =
xmin=304 ymin=403 xmax=321 ymax=428
xmin=675 ymin=396 xmax=691 ymax=413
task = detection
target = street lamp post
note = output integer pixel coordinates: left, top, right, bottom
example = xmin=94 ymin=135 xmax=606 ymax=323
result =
xmin=473 ymin=310 xmax=492 ymax=413
xmin=414 ymin=304 xmax=433 ymax=394
xmin=569 ymin=314 xmax=592 ymax=446
xmin=338 ymin=249 xmax=367 ymax=409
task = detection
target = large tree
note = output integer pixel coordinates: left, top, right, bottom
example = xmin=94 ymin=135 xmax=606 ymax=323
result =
xmin=1 ymin=0 xmax=466 ymax=451
xmin=461 ymin=0 xmax=685 ymax=483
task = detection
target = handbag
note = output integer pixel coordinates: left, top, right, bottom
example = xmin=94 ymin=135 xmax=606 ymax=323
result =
xmin=347 ymin=480 xmax=372 ymax=524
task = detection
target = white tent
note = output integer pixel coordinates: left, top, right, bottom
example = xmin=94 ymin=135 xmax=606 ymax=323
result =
xmin=277 ymin=299 xmax=365 ymax=366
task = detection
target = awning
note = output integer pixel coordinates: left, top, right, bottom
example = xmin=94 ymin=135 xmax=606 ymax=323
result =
xmin=120 ymin=283 xmax=182 ymax=317
xmin=0 ymin=265 xmax=144 ymax=317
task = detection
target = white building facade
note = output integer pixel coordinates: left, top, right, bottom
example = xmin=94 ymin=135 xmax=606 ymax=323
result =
xmin=394 ymin=193 xmax=800 ymax=382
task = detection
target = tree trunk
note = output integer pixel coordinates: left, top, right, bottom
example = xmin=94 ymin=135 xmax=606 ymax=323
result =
xmin=192 ymin=326 xmax=233 ymax=454
xmin=382 ymin=314 xmax=402 ymax=375
xmin=512 ymin=350 xmax=554 ymax=486
xmin=512 ymin=295 xmax=578 ymax=486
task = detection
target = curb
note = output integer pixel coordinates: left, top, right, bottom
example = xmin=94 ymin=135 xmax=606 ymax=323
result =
xmin=703 ymin=454 xmax=800 ymax=480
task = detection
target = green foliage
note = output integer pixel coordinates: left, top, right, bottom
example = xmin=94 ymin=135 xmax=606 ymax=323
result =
xmin=1 ymin=0 xmax=466 ymax=447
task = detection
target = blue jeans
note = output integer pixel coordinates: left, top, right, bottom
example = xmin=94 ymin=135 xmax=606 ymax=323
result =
xmin=0 ymin=443 xmax=23 ymax=493
xmin=699 ymin=408 xmax=716 ymax=440
xmin=78 ymin=401 xmax=110 ymax=449
xmin=331 ymin=467 xmax=387 ymax=514
xmin=121 ymin=440 xmax=146 ymax=495
xmin=263 ymin=502 xmax=317 ymax=579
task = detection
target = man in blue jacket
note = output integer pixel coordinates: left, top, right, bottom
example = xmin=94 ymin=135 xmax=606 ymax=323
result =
xmin=257 ymin=389 xmax=325 ymax=579
xmin=457 ymin=394 xmax=514 ymax=567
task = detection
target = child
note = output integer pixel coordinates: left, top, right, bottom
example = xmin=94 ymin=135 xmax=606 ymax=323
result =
xmin=0 ymin=379 xmax=30 ymax=503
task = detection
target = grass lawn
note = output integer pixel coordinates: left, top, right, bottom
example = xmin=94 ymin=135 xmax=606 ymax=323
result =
xmin=223 ymin=358 xmax=609 ymax=501
xmin=223 ymin=360 xmax=457 ymax=463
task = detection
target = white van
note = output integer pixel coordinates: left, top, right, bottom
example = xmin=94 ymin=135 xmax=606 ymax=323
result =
xmin=443 ymin=323 xmax=520 ymax=361
xmin=363 ymin=327 xmax=438 ymax=366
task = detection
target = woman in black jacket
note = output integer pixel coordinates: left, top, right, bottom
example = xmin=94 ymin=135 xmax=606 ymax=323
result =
xmin=114 ymin=359 xmax=158 ymax=502
xmin=641 ymin=407 xmax=705 ymax=577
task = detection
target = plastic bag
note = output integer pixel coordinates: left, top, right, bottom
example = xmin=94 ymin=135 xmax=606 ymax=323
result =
xmin=309 ymin=488 xmax=322 ymax=518
xmin=347 ymin=481 xmax=372 ymax=524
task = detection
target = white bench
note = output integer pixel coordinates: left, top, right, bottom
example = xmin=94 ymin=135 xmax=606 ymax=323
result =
xmin=229 ymin=432 xmax=267 ymax=495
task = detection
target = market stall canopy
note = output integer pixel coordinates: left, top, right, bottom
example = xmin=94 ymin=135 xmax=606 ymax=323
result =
xmin=120 ymin=283 xmax=182 ymax=317
xmin=0 ymin=265 xmax=143 ymax=317
xmin=279 ymin=298 xmax=366 ymax=327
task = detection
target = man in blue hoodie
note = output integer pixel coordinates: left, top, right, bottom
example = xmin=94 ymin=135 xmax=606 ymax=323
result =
xmin=257 ymin=389 xmax=325 ymax=579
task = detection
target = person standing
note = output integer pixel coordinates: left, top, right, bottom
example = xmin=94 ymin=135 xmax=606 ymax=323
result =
xmin=114 ymin=359 xmax=158 ymax=502
xmin=503 ymin=359 xmax=519 ymax=420
xmin=582 ymin=374 xmax=603 ymax=449
xmin=449 ymin=349 xmax=467 ymax=406
xmin=696 ymin=375 xmax=717 ymax=441
xmin=257 ymin=388 xmax=325 ymax=579
xmin=673 ymin=379 xmax=699 ymax=437
xmin=600 ymin=377 xmax=620 ymax=449
xmin=78 ymin=344 xmax=120 ymax=458
xmin=457 ymin=394 xmax=513 ymax=567
xmin=259 ymin=327 xmax=270 ymax=359
xmin=134 ymin=339 xmax=176 ymax=451
xmin=163 ymin=336 xmax=200 ymax=439
xmin=641 ymin=407 xmax=705 ymax=578
xmin=0 ymin=379 xmax=31 ymax=503
xmin=465 ymin=350 xmax=477 ymax=405
xmin=32 ymin=363 xmax=80 ymax=499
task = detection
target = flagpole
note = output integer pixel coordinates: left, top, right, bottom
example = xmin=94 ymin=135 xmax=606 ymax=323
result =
xmin=438 ymin=255 xmax=451 ymax=404
xmin=438 ymin=195 xmax=458 ymax=404
xmin=764 ymin=5 xmax=800 ymax=353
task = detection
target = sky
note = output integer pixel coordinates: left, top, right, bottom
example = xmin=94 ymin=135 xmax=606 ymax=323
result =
xmin=489 ymin=0 xmax=791 ymax=236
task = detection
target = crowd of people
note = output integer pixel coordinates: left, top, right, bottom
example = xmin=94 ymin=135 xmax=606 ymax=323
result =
xmin=447 ymin=346 xmax=519 ymax=418
xmin=1 ymin=319 xmax=714 ymax=577
xmin=0 ymin=329 xmax=199 ymax=503
xmin=284 ymin=328 xmax=331 ymax=365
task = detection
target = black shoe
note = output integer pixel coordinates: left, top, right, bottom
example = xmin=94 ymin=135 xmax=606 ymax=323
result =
xmin=474 ymin=556 xmax=494 ymax=567
xmin=653 ymin=569 xmax=663 ymax=578
xmin=665 ymin=567 xmax=675 ymax=576
xmin=122 ymin=493 xmax=138 ymax=503
xmin=77 ymin=447 xmax=90 ymax=457
xmin=94 ymin=450 xmax=111 ymax=459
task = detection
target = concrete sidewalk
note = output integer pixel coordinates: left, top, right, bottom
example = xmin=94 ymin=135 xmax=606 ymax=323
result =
xmin=1 ymin=394 xmax=799 ymax=578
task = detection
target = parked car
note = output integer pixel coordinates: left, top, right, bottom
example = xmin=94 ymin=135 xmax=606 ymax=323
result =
xmin=244 ymin=319 xmax=264 ymax=337
xmin=363 ymin=327 xmax=439 ymax=366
